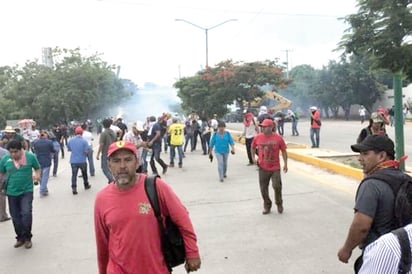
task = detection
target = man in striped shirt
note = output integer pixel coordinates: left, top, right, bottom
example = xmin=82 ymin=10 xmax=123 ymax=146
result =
xmin=359 ymin=223 xmax=412 ymax=274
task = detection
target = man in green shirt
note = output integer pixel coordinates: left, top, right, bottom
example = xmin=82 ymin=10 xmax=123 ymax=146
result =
xmin=0 ymin=140 xmax=40 ymax=249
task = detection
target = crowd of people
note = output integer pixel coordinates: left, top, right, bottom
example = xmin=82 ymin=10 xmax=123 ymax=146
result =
xmin=1 ymin=104 xmax=412 ymax=273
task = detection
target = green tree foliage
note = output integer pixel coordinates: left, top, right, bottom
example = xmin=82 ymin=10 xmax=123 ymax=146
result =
xmin=340 ymin=0 xmax=412 ymax=78
xmin=0 ymin=48 xmax=132 ymax=128
xmin=174 ymin=59 xmax=288 ymax=117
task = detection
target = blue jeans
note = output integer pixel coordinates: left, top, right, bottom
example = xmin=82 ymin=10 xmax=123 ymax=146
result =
xmin=86 ymin=149 xmax=95 ymax=176
xmin=71 ymin=163 xmax=88 ymax=189
xmin=101 ymin=155 xmax=114 ymax=183
xmin=40 ymin=166 xmax=50 ymax=194
xmin=310 ymin=128 xmax=320 ymax=147
xmin=184 ymin=133 xmax=194 ymax=152
xmin=52 ymin=152 xmax=59 ymax=176
xmin=8 ymin=192 xmax=33 ymax=241
xmin=169 ymin=145 xmax=183 ymax=165
xmin=215 ymin=152 xmax=229 ymax=180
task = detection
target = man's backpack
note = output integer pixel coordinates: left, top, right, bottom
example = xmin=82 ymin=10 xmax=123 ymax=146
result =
xmin=363 ymin=170 xmax=412 ymax=228
xmin=392 ymin=227 xmax=411 ymax=274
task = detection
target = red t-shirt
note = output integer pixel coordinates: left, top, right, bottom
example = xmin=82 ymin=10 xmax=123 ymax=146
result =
xmin=311 ymin=110 xmax=321 ymax=129
xmin=94 ymin=174 xmax=199 ymax=274
xmin=251 ymin=133 xmax=287 ymax=171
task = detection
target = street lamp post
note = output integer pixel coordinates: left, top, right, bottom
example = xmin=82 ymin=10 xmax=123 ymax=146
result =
xmin=175 ymin=19 xmax=237 ymax=68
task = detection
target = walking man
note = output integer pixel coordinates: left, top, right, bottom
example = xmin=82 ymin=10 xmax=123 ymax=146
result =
xmin=0 ymin=140 xmax=40 ymax=249
xmin=147 ymin=117 xmax=168 ymax=175
xmin=242 ymin=110 xmax=258 ymax=165
xmin=309 ymin=106 xmax=321 ymax=148
xmin=96 ymin=118 xmax=117 ymax=183
xmin=168 ymin=118 xmax=185 ymax=168
xmin=81 ymin=124 xmax=95 ymax=177
xmin=67 ymin=127 xmax=91 ymax=195
xmin=94 ymin=141 xmax=201 ymax=274
xmin=251 ymin=119 xmax=288 ymax=215
xmin=32 ymin=130 xmax=54 ymax=197
xmin=338 ymin=135 xmax=405 ymax=272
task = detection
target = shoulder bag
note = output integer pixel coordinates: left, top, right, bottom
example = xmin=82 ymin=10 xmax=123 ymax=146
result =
xmin=144 ymin=175 xmax=186 ymax=272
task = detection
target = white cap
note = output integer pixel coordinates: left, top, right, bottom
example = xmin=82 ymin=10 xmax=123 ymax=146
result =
xmin=135 ymin=121 xmax=145 ymax=131
xmin=310 ymin=106 xmax=317 ymax=110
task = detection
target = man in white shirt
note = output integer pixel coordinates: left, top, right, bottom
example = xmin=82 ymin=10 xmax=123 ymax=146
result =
xmin=81 ymin=124 xmax=95 ymax=176
xmin=359 ymin=223 xmax=412 ymax=274
xmin=210 ymin=114 xmax=218 ymax=132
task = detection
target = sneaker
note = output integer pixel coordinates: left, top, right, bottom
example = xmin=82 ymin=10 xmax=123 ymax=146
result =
xmin=178 ymin=163 xmax=182 ymax=168
xmin=277 ymin=204 xmax=284 ymax=214
xmin=14 ymin=240 xmax=25 ymax=248
xmin=220 ymin=179 xmax=224 ymax=183
xmin=169 ymin=163 xmax=174 ymax=168
xmin=40 ymin=192 xmax=48 ymax=197
xmin=224 ymin=175 xmax=227 ymax=178
xmin=84 ymin=184 xmax=91 ymax=190
xmin=24 ymin=240 xmax=32 ymax=249
xmin=72 ymin=189 xmax=78 ymax=195
xmin=247 ymin=163 xmax=254 ymax=166
xmin=162 ymin=166 xmax=168 ymax=175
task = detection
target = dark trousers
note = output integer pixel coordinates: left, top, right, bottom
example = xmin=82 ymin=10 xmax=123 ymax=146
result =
xmin=150 ymin=144 xmax=167 ymax=174
xmin=8 ymin=192 xmax=33 ymax=241
xmin=52 ymin=152 xmax=59 ymax=176
xmin=71 ymin=163 xmax=88 ymax=189
xmin=201 ymin=133 xmax=211 ymax=154
xmin=258 ymin=169 xmax=283 ymax=210
xmin=245 ymin=137 xmax=254 ymax=164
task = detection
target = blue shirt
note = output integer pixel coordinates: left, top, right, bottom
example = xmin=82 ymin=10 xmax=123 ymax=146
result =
xmin=33 ymin=138 xmax=54 ymax=168
xmin=209 ymin=131 xmax=234 ymax=154
xmin=67 ymin=135 xmax=89 ymax=164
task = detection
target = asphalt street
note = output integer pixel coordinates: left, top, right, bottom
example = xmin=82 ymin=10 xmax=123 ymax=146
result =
xmin=0 ymin=127 xmax=363 ymax=274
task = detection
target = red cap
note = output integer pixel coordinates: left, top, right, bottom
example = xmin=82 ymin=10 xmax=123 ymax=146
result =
xmin=107 ymin=141 xmax=137 ymax=157
xmin=75 ymin=126 xmax=83 ymax=135
xmin=260 ymin=119 xmax=274 ymax=127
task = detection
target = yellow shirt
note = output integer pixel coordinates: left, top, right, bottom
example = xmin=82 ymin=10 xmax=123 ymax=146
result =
xmin=168 ymin=123 xmax=185 ymax=146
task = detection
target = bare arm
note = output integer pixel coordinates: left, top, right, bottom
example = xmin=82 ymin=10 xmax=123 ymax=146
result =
xmin=338 ymin=212 xmax=373 ymax=263
xmin=281 ymin=149 xmax=288 ymax=173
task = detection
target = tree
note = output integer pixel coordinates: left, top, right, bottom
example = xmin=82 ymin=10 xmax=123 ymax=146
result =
xmin=174 ymin=59 xmax=288 ymax=117
xmin=0 ymin=47 xmax=132 ymax=128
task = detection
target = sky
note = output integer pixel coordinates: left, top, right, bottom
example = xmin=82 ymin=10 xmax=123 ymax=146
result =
xmin=1 ymin=0 xmax=359 ymax=87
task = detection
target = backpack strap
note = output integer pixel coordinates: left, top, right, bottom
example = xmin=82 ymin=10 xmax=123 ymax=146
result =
xmin=392 ymin=227 xmax=411 ymax=274
xmin=144 ymin=175 xmax=162 ymax=223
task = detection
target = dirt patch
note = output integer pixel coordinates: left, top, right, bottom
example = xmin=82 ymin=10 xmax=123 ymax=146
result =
xmin=322 ymin=155 xmax=362 ymax=169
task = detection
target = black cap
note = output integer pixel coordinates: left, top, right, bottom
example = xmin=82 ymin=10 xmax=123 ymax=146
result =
xmin=351 ymin=135 xmax=395 ymax=157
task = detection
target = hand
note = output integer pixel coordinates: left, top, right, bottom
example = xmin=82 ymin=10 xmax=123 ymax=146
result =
xmin=96 ymin=155 xmax=100 ymax=160
xmin=337 ymin=247 xmax=352 ymax=263
xmin=230 ymin=150 xmax=235 ymax=155
xmin=283 ymin=165 xmax=288 ymax=173
xmin=185 ymin=257 xmax=201 ymax=272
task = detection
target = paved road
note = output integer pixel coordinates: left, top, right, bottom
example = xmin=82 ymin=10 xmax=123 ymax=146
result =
xmin=0 ymin=133 xmax=361 ymax=274
xmin=228 ymin=119 xmax=412 ymax=167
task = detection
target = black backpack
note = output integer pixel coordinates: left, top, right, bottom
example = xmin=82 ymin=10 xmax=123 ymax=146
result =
xmin=362 ymin=169 xmax=412 ymax=228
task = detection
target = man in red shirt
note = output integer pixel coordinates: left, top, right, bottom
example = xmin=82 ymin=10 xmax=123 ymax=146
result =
xmin=309 ymin=106 xmax=321 ymax=148
xmin=94 ymin=141 xmax=201 ymax=274
xmin=251 ymin=119 xmax=288 ymax=215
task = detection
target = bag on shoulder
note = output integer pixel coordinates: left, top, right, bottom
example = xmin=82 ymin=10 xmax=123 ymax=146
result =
xmin=144 ymin=175 xmax=186 ymax=271
xmin=392 ymin=227 xmax=412 ymax=273
xmin=362 ymin=170 xmax=412 ymax=228
xmin=314 ymin=119 xmax=321 ymax=126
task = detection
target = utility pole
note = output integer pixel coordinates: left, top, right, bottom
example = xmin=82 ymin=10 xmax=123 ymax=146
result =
xmin=282 ymin=49 xmax=293 ymax=78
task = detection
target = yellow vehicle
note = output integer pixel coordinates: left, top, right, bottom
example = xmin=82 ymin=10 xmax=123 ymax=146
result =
xmin=247 ymin=91 xmax=292 ymax=112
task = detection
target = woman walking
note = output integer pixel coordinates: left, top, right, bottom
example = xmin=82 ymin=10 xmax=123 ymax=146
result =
xmin=209 ymin=121 xmax=235 ymax=182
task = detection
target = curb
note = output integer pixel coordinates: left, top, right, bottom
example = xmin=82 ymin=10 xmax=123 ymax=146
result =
xmin=227 ymin=129 xmax=363 ymax=181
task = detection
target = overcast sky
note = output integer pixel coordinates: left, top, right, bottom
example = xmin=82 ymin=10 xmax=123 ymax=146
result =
xmin=1 ymin=0 xmax=358 ymax=87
